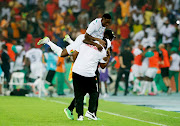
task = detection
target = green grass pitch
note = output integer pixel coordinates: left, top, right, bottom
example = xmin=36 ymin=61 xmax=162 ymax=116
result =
xmin=0 ymin=96 xmax=180 ymax=126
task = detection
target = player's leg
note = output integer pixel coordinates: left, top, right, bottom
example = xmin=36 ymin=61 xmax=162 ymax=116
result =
xmin=133 ymin=65 xmax=141 ymax=92
xmin=124 ymin=71 xmax=130 ymax=96
xmin=64 ymin=34 xmax=73 ymax=44
xmin=173 ymin=71 xmax=179 ymax=92
xmin=64 ymin=98 xmax=75 ymax=120
xmin=113 ymin=69 xmax=123 ymax=95
xmin=85 ymin=76 xmax=98 ymax=120
xmin=72 ymin=73 xmax=86 ymax=120
xmin=37 ymin=37 xmax=63 ymax=57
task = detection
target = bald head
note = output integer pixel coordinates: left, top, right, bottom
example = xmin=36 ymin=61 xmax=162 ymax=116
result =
xmin=138 ymin=44 xmax=143 ymax=50
xmin=158 ymin=44 xmax=165 ymax=49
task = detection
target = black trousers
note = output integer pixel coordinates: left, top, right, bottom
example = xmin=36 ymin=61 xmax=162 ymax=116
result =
xmin=1 ymin=67 xmax=10 ymax=89
xmin=68 ymin=71 xmax=100 ymax=116
xmin=45 ymin=70 xmax=56 ymax=85
xmin=72 ymin=72 xmax=98 ymax=117
xmin=114 ymin=68 xmax=130 ymax=94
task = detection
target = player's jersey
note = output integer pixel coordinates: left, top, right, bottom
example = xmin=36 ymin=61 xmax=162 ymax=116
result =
xmin=132 ymin=48 xmax=142 ymax=66
xmin=86 ymin=18 xmax=106 ymax=39
xmin=14 ymin=45 xmax=25 ymax=71
xmin=72 ymin=41 xmax=106 ymax=77
xmin=146 ymin=51 xmax=159 ymax=68
xmin=26 ymin=48 xmax=43 ymax=64
xmin=66 ymin=34 xmax=111 ymax=55
xmin=169 ymin=53 xmax=180 ymax=71
xmin=141 ymin=37 xmax=156 ymax=48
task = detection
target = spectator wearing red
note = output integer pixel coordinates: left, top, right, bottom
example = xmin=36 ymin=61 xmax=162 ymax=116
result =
xmin=81 ymin=0 xmax=90 ymax=11
xmin=119 ymin=21 xmax=130 ymax=52
xmin=46 ymin=0 xmax=58 ymax=20
xmin=111 ymin=37 xmax=121 ymax=55
xmin=141 ymin=0 xmax=152 ymax=13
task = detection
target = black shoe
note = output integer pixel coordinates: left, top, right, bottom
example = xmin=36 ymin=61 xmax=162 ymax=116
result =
xmin=112 ymin=93 xmax=117 ymax=96
xmin=58 ymin=93 xmax=66 ymax=96
xmin=124 ymin=90 xmax=129 ymax=96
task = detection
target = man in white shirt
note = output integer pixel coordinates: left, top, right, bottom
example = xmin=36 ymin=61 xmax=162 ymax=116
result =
xmin=154 ymin=12 xmax=168 ymax=31
xmin=13 ymin=44 xmax=25 ymax=72
xmin=132 ymin=28 xmax=145 ymax=48
xmin=141 ymin=32 xmax=156 ymax=48
xmin=25 ymin=45 xmax=44 ymax=79
xmin=159 ymin=19 xmax=176 ymax=45
xmin=64 ymin=30 xmax=114 ymax=121
xmin=169 ymin=47 xmax=180 ymax=93
xmin=25 ymin=44 xmax=47 ymax=96
xmin=145 ymin=24 xmax=156 ymax=37
xmin=132 ymin=11 xmax=144 ymax=24
xmin=37 ymin=13 xmax=112 ymax=57
xmin=71 ymin=38 xmax=110 ymax=121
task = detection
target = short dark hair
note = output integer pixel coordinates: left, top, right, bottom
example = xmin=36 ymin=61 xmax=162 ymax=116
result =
xmin=2 ymin=44 xmax=7 ymax=50
xmin=104 ymin=29 xmax=115 ymax=41
xmin=102 ymin=13 xmax=111 ymax=19
xmin=124 ymin=45 xmax=130 ymax=49
xmin=146 ymin=46 xmax=151 ymax=50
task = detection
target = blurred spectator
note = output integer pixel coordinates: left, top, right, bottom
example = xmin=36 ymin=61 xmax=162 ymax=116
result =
xmin=159 ymin=19 xmax=176 ymax=50
xmin=113 ymin=45 xmax=134 ymax=96
xmin=46 ymin=0 xmax=58 ymax=20
xmin=1 ymin=44 xmax=10 ymax=89
xmin=6 ymin=39 xmax=18 ymax=73
xmin=133 ymin=21 xmax=143 ymax=35
xmin=13 ymin=41 xmax=25 ymax=72
xmin=169 ymin=47 xmax=180 ymax=93
xmin=119 ymin=21 xmax=130 ymax=51
xmin=44 ymin=48 xmax=58 ymax=96
xmin=154 ymin=11 xmax=168 ymax=31
xmin=56 ymin=57 xmax=66 ymax=95
xmin=158 ymin=44 xmax=172 ymax=93
xmin=77 ymin=10 xmax=89 ymax=29
xmin=144 ymin=8 xmax=154 ymax=27
xmin=119 ymin=0 xmax=130 ymax=18
xmin=104 ymin=0 xmax=115 ymax=17
xmin=145 ymin=23 xmax=157 ymax=37
xmin=111 ymin=37 xmax=121 ymax=54
xmin=1 ymin=3 xmax=11 ymax=21
xmin=141 ymin=0 xmax=152 ymax=12
xmin=58 ymin=0 xmax=70 ymax=13
xmin=132 ymin=11 xmax=144 ymax=25
xmin=173 ymin=0 xmax=180 ymax=11
xmin=141 ymin=32 xmax=156 ymax=48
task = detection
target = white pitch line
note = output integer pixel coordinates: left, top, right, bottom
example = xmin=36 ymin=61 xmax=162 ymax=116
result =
xmin=41 ymin=98 xmax=167 ymax=126
xmin=143 ymin=111 xmax=179 ymax=119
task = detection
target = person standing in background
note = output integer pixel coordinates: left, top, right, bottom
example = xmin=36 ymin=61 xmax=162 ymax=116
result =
xmin=56 ymin=57 xmax=66 ymax=95
xmin=44 ymin=48 xmax=58 ymax=97
xmin=169 ymin=47 xmax=180 ymax=93
xmin=1 ymin=44 xmax=10 ymax=90
xmin=5 ymin=39 xmax=18 ymax=73
xmin=158 ymin=44 xmax=171 ymax=94
xmin=113 ymin=45 xmax=134 ymax=96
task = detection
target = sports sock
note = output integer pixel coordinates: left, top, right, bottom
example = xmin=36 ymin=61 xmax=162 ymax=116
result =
xmin=141 ymin=81 xmax=149 ymax=94
xmin=152 ymin=81 xmax=158 ymax=94
xmin=47 ymin=41 xmax=62 ymax=57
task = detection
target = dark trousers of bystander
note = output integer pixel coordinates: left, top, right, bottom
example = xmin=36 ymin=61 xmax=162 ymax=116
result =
xmin=114 ymin=68 xmax=130 ymax=95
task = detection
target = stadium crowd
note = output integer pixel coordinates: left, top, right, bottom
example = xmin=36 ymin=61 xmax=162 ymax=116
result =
xmin=0 ymin=0 xmax=180 ymax=96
